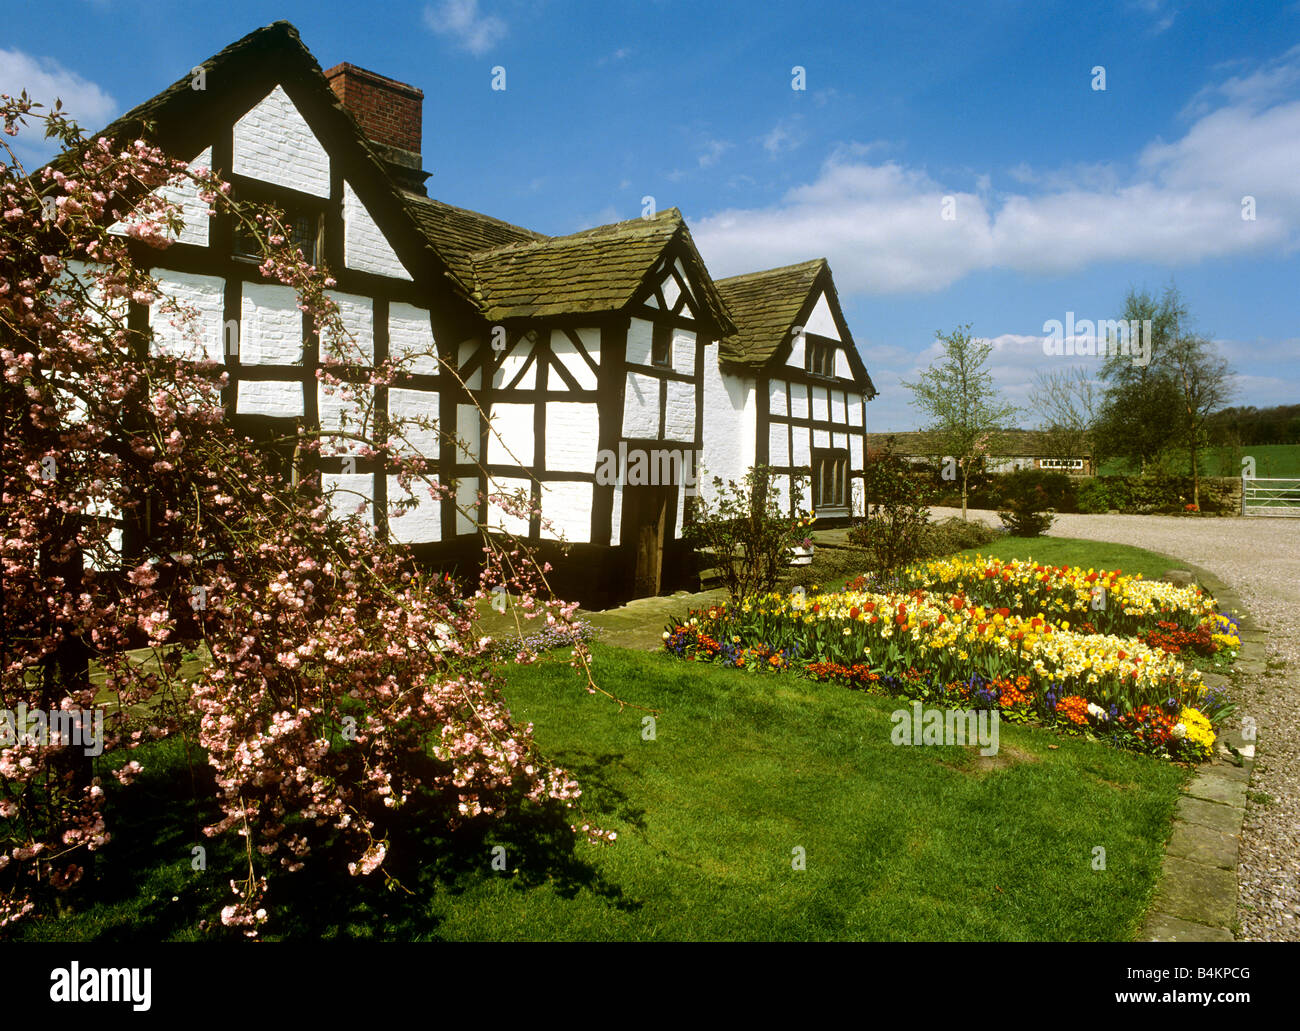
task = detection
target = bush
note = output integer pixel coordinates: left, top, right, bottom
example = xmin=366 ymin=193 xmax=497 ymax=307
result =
xmin=922 ymin=516 xmax=999 ymax=557
xmin=998 ymin=476 xmax=1056 ymax=536
xmin=849 ymin=444 xmax=935 ymax=571
xmin=688 ymin=466 xmax=812 ymax=601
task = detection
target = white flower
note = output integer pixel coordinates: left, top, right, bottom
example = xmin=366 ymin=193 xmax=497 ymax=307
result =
xmin=1172 ymin=723 xmax=1187 ymax=739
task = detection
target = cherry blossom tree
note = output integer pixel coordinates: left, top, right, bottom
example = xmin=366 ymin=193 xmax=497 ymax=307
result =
xmin=1 ymin=95 xmax=608 ymax=936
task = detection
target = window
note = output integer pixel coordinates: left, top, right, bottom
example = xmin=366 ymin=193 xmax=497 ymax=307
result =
xmin=233 ymin=195 xmax=322 ymax=266
xmin=812 ymin=448 xmax=849 ymax=510
xmin=805 ymin=336 xmax=836 ymax=378
xmin=1040 ymin=458 xmax=1084 ymax=470
xmin=651 ymin=323 xmax=672 ymax=367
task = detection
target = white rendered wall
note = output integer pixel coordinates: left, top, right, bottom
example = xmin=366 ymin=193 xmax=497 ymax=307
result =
xmin=342 ymin=180 xmax=412 ymax=281
xmin=804 ymin=293 xmax=840 ymax=340
xmin=324 ymin=290 xmax=373 ymax=364
xmin=700 ymin=359 xmax=756 ymax=501
xmin=233 ymin=86 xmax=330 ymax=198
xmin=149 ymin=271 xmax=225 ymax=361
xmin=388 ymin=387 xmax=440 ymax=457
xmin=240 ymin=283 xmax=301 ymax=364
xmin=389 ymin=304 xmax=438 ymax=375
xmin=622 ymin=372 xmax=660 ymax=438
xmin=487 ymin=403 xmax=534 ymax=466
xmin=626 ymin=317 xmax=655 ymax=366
xmin=236 ymin=380 xmax=302 ymax=418
xmin=387 ymin=475 xmax=441 ymax=543
xmin=539 ymin=481 xmax=592 ymax=544
xmin=546 ymin=402 xmax=599 ymax=472
xmin=664 ymin=380 xmax=694 ymax=442
xmin=550 ymin=328 xmax=599 ymax=389
xmin=320 ymin=472 xmax=374 ymax=524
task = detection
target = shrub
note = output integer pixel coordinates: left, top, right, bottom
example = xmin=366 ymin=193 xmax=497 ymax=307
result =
xmin=998 ymin=476 xmax=1056 ymax=536
xmin=922 ymin=516 xmax=999 ymax=557
xmin=850 ymin=444 xmax=935 ymax=570
xmin=688 ymin=466 xmax=811 ymax=602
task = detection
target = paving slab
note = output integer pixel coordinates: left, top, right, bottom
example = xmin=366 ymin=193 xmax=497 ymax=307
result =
xmin=1176 ymin=795 xmax=1246 ymax=834
xmin=1151 ymin=856 xmax=1237 ymax=929
xmin=1165 ymin=821 xmax=1239 ymax=871
xmin=1142 ymin=912 xmax=1236 ymax=942
xmin=1184 ymin=773 xmax=1249 ymax=808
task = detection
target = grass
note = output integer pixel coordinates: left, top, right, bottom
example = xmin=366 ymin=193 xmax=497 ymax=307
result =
xmin=951 ymin=536 xmax=1192 ymax=580
xmin=1098 ymin=442 xmax=1300 ymax=478
xmin=802 ymin=534 xmax=1195 ymax=593
xmin=13 ymin=642 xmax=1189 ymax=942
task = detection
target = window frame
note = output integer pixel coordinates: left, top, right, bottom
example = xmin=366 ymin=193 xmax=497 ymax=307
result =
xmin=811 ymin=447 xmax=850 ymax=513
xmin=651 ymin=322 xmax=673 ymax=368
xmin=231 ymin=182 xmax=326 ymax=268
xmin=804 ymin=334 xmax=837 ymax=379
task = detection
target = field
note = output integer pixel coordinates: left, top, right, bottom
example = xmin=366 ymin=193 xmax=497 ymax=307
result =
xmin=1098 ymin=443 xmax=1300 ymax=478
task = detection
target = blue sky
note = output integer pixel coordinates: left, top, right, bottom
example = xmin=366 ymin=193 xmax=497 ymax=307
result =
xmin=4 ymin=0 xmax=1298 ymax=429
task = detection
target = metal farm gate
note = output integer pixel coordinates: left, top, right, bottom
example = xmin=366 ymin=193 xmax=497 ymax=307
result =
xmin=1242 ymin=477 xmax=1300 ymax=516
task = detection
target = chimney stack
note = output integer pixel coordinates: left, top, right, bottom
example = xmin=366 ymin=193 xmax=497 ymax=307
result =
xmin=324 ymin=62 xmax=429 ymax=194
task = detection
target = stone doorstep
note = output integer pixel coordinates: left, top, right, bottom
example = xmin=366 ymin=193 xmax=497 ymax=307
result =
xmin=1150 ymin=856 xmax=1238 ymax=929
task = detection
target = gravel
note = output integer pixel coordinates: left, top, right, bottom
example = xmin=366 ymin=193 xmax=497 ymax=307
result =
xmin=930 ymin=507 xmax=1300 ymax=941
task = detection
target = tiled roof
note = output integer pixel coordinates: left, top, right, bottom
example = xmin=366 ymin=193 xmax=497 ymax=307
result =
xmin=462 ymin=208 xmax=732 ymax=329
xmin=714 ymin=259 xmax=826 ymax=365
xmin=401 ymin=193 xmax=546 ymax=293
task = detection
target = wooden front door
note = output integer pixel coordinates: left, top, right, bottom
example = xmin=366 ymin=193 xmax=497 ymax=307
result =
xmin=622 ymin=484 xmax=674 ymax=598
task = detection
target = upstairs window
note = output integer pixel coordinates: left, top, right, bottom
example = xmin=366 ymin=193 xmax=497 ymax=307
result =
xmin=651 ymin=323 xmax=672 ymax=367
xmin=234 ymin=196 xmax=322 ymax=266
xmin=805 ymin=337 xmax=836 ymax=378
xmin=812 ymin=448 xmax=849 ymax=511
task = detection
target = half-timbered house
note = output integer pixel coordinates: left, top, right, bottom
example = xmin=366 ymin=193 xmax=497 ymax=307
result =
xmin=81 ymin=20 xmax=874 ymax=605
xmin=706 ymin=260 xmax=877 ymax=523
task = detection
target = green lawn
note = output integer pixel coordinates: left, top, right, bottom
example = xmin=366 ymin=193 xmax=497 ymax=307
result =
xmin=15 ymin=640 xmax=1189 ymax=942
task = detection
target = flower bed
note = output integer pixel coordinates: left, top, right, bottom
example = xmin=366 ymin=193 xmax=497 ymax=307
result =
xmin=886 ymin=556 xmax=1220 ymax=640
xmin=663 ymin=570 xmax=1235 ymax=761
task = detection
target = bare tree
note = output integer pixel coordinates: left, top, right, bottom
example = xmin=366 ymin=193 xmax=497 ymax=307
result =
xmin=903 ymin=324 xmax=1019 ymax=520
xmin=1028 ymin=367 xmax=1099 ymax=464
xmin=1167 ymin=330 xmax=1235 ymax=508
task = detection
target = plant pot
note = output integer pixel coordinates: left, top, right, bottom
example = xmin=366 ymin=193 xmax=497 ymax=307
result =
xmin=788 ymin=545 xmax=814 ymax=566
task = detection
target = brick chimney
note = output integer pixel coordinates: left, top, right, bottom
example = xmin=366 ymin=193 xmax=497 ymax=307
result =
xmin=324 ymin=62 xmax=429 ymax=194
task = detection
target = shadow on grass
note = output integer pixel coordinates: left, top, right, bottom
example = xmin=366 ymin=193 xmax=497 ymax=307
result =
xmin=20 ymin=737 xmax=637 ymax=942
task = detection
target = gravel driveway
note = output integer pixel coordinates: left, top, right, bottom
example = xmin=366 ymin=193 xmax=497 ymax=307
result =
xmin=931 ymin=507 xmax=1300 ymax=941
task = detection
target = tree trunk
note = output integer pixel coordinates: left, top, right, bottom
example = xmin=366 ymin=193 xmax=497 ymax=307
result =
xmin=960 ymin=464 xmax=969 ymax=521
xmin=1190 ymin=439 xmax=1200 ymax=510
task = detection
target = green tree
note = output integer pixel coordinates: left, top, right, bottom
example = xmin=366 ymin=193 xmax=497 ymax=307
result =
xmin=902 ymin=324 xmax=1019 ymax=520
xmin=1093 ymin=285 xmax=1184 ymax=473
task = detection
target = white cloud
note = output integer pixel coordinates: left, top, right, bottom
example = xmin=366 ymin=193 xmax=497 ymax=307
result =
xmin=423 ymin=0 xmax=508 ymax=56
xmin=694 ymin=51 xmax=1300 ymax=293
xmin=698 ymin=138 xmax=730 ymax=169
xmin=0 ymin=48 xmax=116 ymax=128
xmin=761 ymin=118 xmax=805 ymax=156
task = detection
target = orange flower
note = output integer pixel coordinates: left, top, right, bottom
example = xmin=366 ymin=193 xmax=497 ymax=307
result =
xmin=1056 ymin=695 xmax=1090 ymax=725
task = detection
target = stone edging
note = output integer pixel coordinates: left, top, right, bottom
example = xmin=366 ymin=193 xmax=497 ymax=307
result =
xmin=1140 ymin=568 xmax=1260 ymax=942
